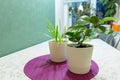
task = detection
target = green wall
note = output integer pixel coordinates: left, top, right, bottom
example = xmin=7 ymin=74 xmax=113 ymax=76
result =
xmin=0 ymin=0 xmax=55 ymax=57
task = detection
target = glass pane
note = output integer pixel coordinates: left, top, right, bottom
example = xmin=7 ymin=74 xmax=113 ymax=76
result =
xmin=68 ymin=1 xmax=91 ymax=25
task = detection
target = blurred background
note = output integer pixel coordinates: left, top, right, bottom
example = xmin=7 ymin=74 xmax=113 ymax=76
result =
xmin=0 ymin=0 xmax=120 ymax=57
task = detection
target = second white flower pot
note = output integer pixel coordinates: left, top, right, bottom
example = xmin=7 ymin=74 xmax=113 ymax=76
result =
xmin=67 ymin=43 xmax=93 ymax=74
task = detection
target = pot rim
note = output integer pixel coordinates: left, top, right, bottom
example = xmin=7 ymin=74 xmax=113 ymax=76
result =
xmin=67 ymin=43 xmax=93 ymax=48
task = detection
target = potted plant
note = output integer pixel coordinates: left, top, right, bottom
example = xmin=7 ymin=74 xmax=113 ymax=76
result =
xmin=99 ymin=0 xmax=120 ymax=17
xmin=45 ymin=19 xmax=67 ymax=62
xmin=65 ymin=15 xmax=116 ymax=74
xmin=99 ymin=0 xmax=120 ymax=31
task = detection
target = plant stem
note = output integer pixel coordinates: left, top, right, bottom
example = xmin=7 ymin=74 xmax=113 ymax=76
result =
xmin=81 ymin=34 xmax=86 ymax=44
xmin=78 ymin=33 xmax=86 ymax=46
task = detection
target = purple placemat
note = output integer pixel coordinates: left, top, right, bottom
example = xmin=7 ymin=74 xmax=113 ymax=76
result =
xmin=24 ymin=54 xmax=99 ymax=80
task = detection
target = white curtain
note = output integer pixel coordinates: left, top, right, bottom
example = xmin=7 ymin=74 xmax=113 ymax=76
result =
xmin=114 ymin=4 xmax=120 ymax=23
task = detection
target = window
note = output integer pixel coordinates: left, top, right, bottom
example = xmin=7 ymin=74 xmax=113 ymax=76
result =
xmin=55 ymin=0 xmax=96 ymax=33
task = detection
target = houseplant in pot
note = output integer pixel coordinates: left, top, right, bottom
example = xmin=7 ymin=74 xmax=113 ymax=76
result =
xmin=99 ymin=0 xmax=120 ymax=17
xmin=99 ymin=0 xmax=120 ymax=31
xmin=65 ymin=15 xmax=116 ymax=74
xmin=45 ymin=19 xmax=67 ymax=62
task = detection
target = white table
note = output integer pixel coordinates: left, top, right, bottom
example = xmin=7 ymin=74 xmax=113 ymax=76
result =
xmin=0 ymin=39 xmax=120 ymax=80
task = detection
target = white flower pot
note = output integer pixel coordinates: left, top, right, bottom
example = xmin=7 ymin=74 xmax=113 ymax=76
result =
xmin=49 ymin=41 xmax=67 ymax=62
xmin=67 ymin=44 xmax=93 ymax=74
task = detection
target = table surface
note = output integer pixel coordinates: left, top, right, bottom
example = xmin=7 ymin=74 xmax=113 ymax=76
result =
xmin=0 ymin=39 xmax=120 ymax=80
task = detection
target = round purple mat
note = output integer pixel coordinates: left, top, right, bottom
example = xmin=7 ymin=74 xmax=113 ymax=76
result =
xmin=24 ymin=54 xmax=99 ymax=80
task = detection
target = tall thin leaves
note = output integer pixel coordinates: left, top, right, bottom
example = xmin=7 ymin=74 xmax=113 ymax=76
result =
xmin=45 ymin=19 xmax=63 ymax=42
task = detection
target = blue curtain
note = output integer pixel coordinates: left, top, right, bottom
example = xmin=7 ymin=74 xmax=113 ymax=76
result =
xmin=96 ymin=0 xmax=105 ymax=18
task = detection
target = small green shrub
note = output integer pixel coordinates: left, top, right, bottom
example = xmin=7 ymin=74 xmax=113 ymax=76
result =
xmin=65 ymin=15 xmax=117 ymax=47
xmin=45 ymin=19 xmax=63 ymax=42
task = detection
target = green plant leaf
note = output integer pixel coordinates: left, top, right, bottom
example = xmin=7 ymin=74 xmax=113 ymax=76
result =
xmin=68 ymin=25 xmax=85 ymax=31
xmin=46 ymin=26 xmax=55 ymax=38
xmin=55 ymin=25 xmax=58 ymax=42
xmin=45 ymin=18 xmax=66 ymax=42
xmin=77 ymin=15 xmax=91 ymax=24
xmin=85 ymin=28 xmax=92 ymax=36
xmin=99 ymin=17 xmax=118 ymax=24
xmin=98 ymin=26 xmax=106 ymax=33
xmin=65 ymin=30 xmax=82 ymax=43
xmin=45 ymin=18 xmax=55 ymax=30
xmin=90 ymin=16 xmax=99 ymax=24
